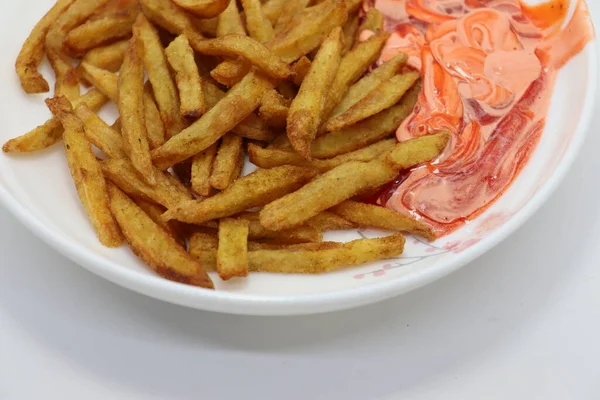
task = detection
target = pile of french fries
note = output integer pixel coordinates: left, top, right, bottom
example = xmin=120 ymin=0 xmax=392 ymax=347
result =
xmin=5 ymin=0 xmax=450 ymax=289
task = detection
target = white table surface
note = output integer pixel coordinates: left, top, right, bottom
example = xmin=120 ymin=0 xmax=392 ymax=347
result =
xmin=2 ymin=4 xmax=600 ymax=400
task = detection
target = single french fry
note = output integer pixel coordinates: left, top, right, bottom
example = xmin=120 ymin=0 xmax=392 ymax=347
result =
xmin=331 ymin=201 xmax=435 ymax=240
xmin=78 ymin=40 xmax=129 ymax=74
xmin=258 ymin=90 xmax=290 ymax=129
xmin=311 ymin=83 xmax=420 ymax=158
xmin=3 ymin=89 xmax=108 ymax=153
xmin=118 ymin=37 xmax=156 ymax=185
xmin=241 ymin=0 xmax=274 ymax=43
xmin=321 ymin=32 xmax=389 ymax=122
xmin=341 ymin=11 xmax=359 ymax=53
xmin=191 ymin=142 xmax=218 ymax=197
xmin=217 ymin=0 xmax=246 ymax=36
xmin=306 ymin=210 xmax=355 ymax=231
xmin=102 ymin=158 xmax=194 ymax=208
xmin=46 ymin=96 xmax=123 ymax=248
xmin=139 ymin=0 xmax=204 ymax=40
xmin=324 ymin=71 xmax=420 ymax=131
xmin=248 ymin=139 xmax=396 ymax=171
xmin=165 ymin=35 xmax=206 ymax=120
xmin=274 ymin=0 xmax=310 ymax=34
xmin=209 ymin=134 xmax=245 ymax=190
xmin=261 ymin=0 xmax=286 ymax=26
xmin=332 ymin=53 xmax=408 ymax=117
xmin=291 ymin=56 xmax=311 ymax=86
xmin=195 ymin=35 xmax=292 ymax=81
xmin=134 ymin=14 xmax=185 ymax=139
xmin=259 ymin=132 xmax=450 ymax=230
xmin=152 ymin=70 xmax=275 ymax=169
xmin=143 ymin=83 xmax=166 ymax=149
xmin=78 ymin=62 xmax=118 ymax=101
xmin=46 ymin=0 xmax=112 ymax=101
xmin=134 ymin=198 xmax=187 ymax=247
xmin=64 ymin=5 xmax=139 ymax=55
xmin=358 ymin=7 xmax=384 ymax=36
xmin=188 ymin=232 xmax=219 ymax=267
xmin=162 ymin=165 xmax=318 ymax=224
xmin=75 ymin=104 xmax=127 ymax=159
xmin=217 ymin=218 xmax=250 ymax=280
xmin=15 ymin=0 xmax=75 ymax=93
xmin=236 ymin=212 xmax=322 ymax=243
xmin=172 ymin=0 xmax=231 ymax=18
xmin=107 ymin=183 xmax=214 ymax=288
xmin=287 ymin=27 xmax=342 ymax=157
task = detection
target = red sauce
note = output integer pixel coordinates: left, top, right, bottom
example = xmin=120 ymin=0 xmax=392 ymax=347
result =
xmin=364 ymin=0 xmax=594 ymax=237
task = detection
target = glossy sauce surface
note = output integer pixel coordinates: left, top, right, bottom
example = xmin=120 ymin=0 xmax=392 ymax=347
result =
xmin=366 ymin=0 xmax=594 ymax=237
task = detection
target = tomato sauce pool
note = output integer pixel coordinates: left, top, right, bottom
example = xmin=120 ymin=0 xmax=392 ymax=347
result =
xmin=363 ymin=0 xmax=594 ymax=237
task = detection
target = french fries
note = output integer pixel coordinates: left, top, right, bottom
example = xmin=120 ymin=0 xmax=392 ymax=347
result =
xmin=46 ymin=96 xmax=123 ymax=248
xmin=261 ymin=0 xmax=286 ymax=26
xmin=134 ymin=198 xmax=187 ymax=247
xmin=78 ymin=62 xmax=118 ymax=101
xmin=324 ymin=71 xmax=420 ymax=131
xmin=143 ymin=83 xmax=166 ymax=149
xmin=217 ymin=0 xmax=246 ymax=36
xmin=258 ymin=90 xmax=290 ymax=129
xmin=78 ymin=39 xmax=129 ymax=73
xmin=191 ymin=143 xmax=218 ymax=197
xmin=291 ymin=56 xmax=311 ymax=86
xmin=217 ymin=218 xmax=250 ymax=280
xmin=331 ymin=201 xmax=435 ymax=240
xmin=102 ymin=158 xmax=194 ymax=208
xmin=74 ymin=104 xmax=127 ymax=159
xmin=242 ymin=0 xmax=274 ymax=43
xmin=139 ymin=0 xmax=204 ymax=41
xmin=192 ymin=16 xmax=219 ymax=37
xmin=209 ymin=134 xmax=244 ymax=190
xmin=259 ymin=132 xmax=450 ymax=231
xmin=274 ymin=0 xmax=310 ymax=34
xmin=162 ymin=165 xmax=317 ymax=224
xmin=306 ymin=211 xmax=355 ymax=231
xmin=165 ymin=35 xmax=206 ymax=120
xmin=152 ymin=70 xmax=274 ymax=169
xmin=118 ymin=36 xmax=156 ymax=185
xmin=172 ymin=0 xmax=231 ymax=18
xmin=108 ymin=183 xmax=214 ymax=288
xmin=341 ymin=12 xmax=359 ymax=54
xmin=15 ymin=0 xmax=74 ymax=94
xmin=358 ymin=7 xmax=384 ymax=36
xmin=236 ymin=212 xmax=322 ymax=243
xmin=287 ymin=27 xmax=342 ymax=157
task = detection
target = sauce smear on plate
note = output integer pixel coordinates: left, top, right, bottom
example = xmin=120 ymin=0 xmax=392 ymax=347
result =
xmin=365 ymin=0 xmax=594 ymax=237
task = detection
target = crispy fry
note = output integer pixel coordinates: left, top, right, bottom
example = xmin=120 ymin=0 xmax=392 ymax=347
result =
xmin=15 ymin=0 xmax=75 ymax=93
xmin=217 ymin=218 xmax=250 ymax=279
xmin=90 ymin=0 xmax=138 ymax=19
xmin=287 ymin=27 xmax=342 ymax=157
xmin=118 ymin=37 xmax=156 ymax=185
xmin=248 ymin=234 xmax=405 ymax=273
xmin=172 ymin=0 xmax=231 ymax=18
xmin=165 ymin=35 xmax=206 ymax=120
xmin=64 ymin=5 xmax=139 ymax=55
xmin=46 ymin=0 xmax=112 ymax=101
xmin=332 ymin=53 xmax=408 ymax=117
xmin=102 ymin=158 xmax=194 ymax=208
xmin=78 ymin=62 xmax=118 ymax=101
xmin=74 ymin=104 xmax=127 ymax=159
xmin=134 ymin=198 xmax=187 ymax=247
xmin=191 ymin=142 xmax=218 ymax=197
xmin=259 ymin=132 xmax=450 ymax=230
xmin=341 ymin=11 xmax=359 ymax=53
xmin=188 ymin=232 xmax=219 ymax=267
xmin=191 ymin=16 xmax=219 ymax=37
xmin=321 ymin=32 xmax=389 ymax=122
xmin=143 ymin=83 xmax=166 ymax=149
xmin=235 ymin=212 xmax=322 ymax=243
xmin=3 ymin=89 xmax=108 ymax=153
xmin=261 ymin=0 xmax=286 ymax=25
xmin=195 ymin=35 xmax=291 ymax=81
xmin=306 ymin=210 xmax=355 ymax=231
xmin=248 ymin=139 xmax=396 ymax=171
xmin=242 ymin=0 xmax=274 ymax=43
xmin=358 ymin=7 xmax=384 ymax=36
xmin=134 ymin=14 xmax=185 ymax=139
xmin=209 ymin=134 xmax=245 ymax=190
xmin=139 ymin=0 xmax=204 ymax=40
xmin=258 ymin=90 xmax=290 ymax=129
xmin=331 ymin=201 xmax=435 ymax=240
xmin=107 ymin=184 xmax=214 ymax=288
xmin=152 ymin=70 xmax=275 ymax=169
xmin=324 ymin=71 xmax=420 ymax=131
xmin=311 ymin=83 xmax=420 ymax=158
xmin=274 ymin=0 xmax=310 ymax=34
xmin=291 ymin=56 xmax=311 ymax=86
xmin=217 ymin=0 xmax=246 ymax=36
xmin=78 ymin=39 xmax=129 ymax=74
xmin=162 ymin=165 xmax=317 ymax=224
xmin=46 ymin=96 xmax=123 ymax=248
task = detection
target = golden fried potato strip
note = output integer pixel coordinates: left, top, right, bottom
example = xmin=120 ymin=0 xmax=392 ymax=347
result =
xmin=217 ymin=218 xmax=250 ymax=280
xmin=216 ymin=0 xmax=246 ymax=36
xmin=107 ymin=183 xmax=214 ymax=288
xmin=78 ymin=40 xmax=129 ymax=74
xmin=209 ymin=134 xmax=244 ymax=190
xmin=172 ymin=0 xmax=231 ymax=18
xmin=241 ymin=0 xmax=274 ymax=43
xmin=306 ymin=211 xmax=356 ymax=231
xmin=79 ymin=62 xmax=118 ymax=101
xmin=258 ymin=90 xmax=290 ymax=129
xmin=142 ymin=83 xmax=166 ymax=150
xmin=191 ymin=143 xmax=218 ymax=197
xmin=46 ymin=96 xmax=123 ymax=248
xmin=74 ymin=104 xmax=126 ymax=159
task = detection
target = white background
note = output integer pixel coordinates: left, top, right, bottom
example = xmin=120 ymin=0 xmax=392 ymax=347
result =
xmin=2 ymin=3 xmax=600 ymax=400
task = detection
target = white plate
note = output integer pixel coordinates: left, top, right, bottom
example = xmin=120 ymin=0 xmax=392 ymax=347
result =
xmin=0 ymin=0 xmax=597 ymax=315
